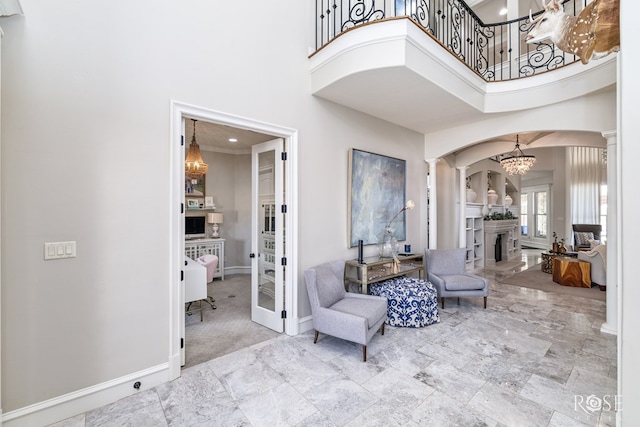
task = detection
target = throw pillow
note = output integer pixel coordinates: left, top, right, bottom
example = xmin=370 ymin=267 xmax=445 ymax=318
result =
xmin=575 ymin=231 xmax=594 ymax=246
xmin=588 ymin=239 xmax=601 ymax=249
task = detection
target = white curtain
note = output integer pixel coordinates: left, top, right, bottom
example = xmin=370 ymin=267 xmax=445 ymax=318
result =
xmin=569 ymin=146 xmax=605 ymax=224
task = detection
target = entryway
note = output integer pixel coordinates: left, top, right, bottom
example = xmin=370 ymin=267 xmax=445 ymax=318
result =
xmin=169 ymin=101 xmax=298 ymax=377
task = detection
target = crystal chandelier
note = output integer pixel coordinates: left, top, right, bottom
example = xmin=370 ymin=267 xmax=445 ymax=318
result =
xmin=500 ymin=135 xmax=536 ymax=175
xmin=185 ymin=119 xmax=208 ymax=179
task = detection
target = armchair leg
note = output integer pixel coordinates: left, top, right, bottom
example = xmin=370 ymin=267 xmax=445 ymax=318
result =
xmin=362 ymin=345 xmax=367 ymax=362
xmin=381 ymin=322 xmax=385 ymax=335
xmin=484 ymin=297 xmax=487 ymax=309
xmin=313 ymin=330 xmax=319 ymax=344
xmin=441 ymin=297 xmax=445 ymax=309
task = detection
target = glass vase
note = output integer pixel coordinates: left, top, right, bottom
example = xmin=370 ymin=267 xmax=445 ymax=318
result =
xmin=379 ymin=226 xmax=399 ymax=258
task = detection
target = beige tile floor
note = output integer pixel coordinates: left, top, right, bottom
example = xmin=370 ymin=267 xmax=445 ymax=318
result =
xmin=50 ymin=249 xmax=617 ymax=426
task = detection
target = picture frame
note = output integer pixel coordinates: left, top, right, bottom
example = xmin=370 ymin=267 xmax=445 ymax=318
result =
xmin=348 ymin=148 xmax=406 ymax=248
xmin=187 ymin=199 xmax=200 ymax=210
xmin=185 ymin=175 xmax=205 ymax=197
xmin=204 ymin=196 xmax=215 ymax=208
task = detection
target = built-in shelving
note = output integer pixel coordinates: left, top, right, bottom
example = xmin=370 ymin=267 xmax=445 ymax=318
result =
xmin=465 ymin=204 xmax=484 ymax=271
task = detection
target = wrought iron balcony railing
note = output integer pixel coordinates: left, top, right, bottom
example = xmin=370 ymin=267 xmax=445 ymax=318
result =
xmin=313 ymin=0 xmax=588 ymax=81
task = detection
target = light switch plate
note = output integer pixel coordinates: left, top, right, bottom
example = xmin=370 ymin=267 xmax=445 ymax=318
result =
xmin=44 ymin=241 xmax=76 ymax=260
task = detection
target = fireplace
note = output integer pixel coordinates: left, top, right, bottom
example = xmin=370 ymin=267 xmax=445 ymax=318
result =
xmin=484 ymin=220 xmax=520 ymax=267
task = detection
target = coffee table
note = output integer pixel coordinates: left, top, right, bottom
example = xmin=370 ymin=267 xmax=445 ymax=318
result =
xmin=552 ymin=257 xmax=591 ymax=288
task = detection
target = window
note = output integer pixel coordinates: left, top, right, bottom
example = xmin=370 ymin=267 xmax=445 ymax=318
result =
xmin=600 ymin=184 xmax=607 ymax=242
xmin=520 ymin=194 xmax=528 ymax=236
xmin=535 ymin=191 xmax=548 ymax=238
xmin=520 ymin=185 xmax=551 ymax=247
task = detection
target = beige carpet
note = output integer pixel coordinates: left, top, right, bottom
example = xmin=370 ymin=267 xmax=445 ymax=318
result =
xmin=184 ymin=274 xmax=280 ymax=368
xmin=500 ymin=264 xmax=605 ymax=301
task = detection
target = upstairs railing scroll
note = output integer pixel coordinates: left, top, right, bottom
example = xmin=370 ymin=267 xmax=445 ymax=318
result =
xmin=314 ymin=0 xmax=588 ymax=82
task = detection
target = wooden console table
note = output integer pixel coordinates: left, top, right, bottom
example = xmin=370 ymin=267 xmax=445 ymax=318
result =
xmin=344 ymin=254 xmax=424 ymax=294
xmin=552 ymin=257 xmax=591 ymax=288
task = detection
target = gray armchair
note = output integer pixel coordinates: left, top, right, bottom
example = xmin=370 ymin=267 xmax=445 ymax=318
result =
xmin=425 ymin=248 xmax=489 ymax=309
xmin=304 ymin=260 xmax=387 ymax=361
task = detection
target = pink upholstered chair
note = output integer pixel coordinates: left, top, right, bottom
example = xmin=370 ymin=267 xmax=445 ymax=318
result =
xmin=198 ymin=254 xmax=218 ymax=283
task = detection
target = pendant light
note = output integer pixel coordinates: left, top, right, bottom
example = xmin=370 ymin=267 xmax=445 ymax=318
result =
xmin=500 ymin=135 xmax=536 ymax=175
xmin=185 ymin=119 xmax=208 ymax=179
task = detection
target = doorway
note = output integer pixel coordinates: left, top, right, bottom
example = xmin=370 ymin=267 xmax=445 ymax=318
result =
xmin=169 ymin=101 xmax=298 ymax=379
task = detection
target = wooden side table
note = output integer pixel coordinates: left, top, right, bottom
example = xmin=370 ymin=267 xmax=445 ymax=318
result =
xmin=552 ymin=257 xmax=591 ymax=288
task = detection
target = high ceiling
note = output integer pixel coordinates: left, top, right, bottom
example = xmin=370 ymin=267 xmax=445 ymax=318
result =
xmin=187 ymin=0 xmax=550 ymax=153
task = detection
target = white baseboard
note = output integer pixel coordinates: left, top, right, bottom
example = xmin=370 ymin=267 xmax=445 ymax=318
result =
xmin=223 ymin=266 xmax=251 ymax=276
xmin=2 ymin=363 xmax=169 ymax=427
xmin=600 ymin=322 xmax=618 ymax=335
xmin=298 ymin=315 xmax=314 ymax=334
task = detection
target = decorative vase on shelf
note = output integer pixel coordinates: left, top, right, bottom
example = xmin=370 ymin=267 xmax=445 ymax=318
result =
xmin=466 ymin=188 xmax=477 ymax=203
xmin=378 ymin=226 xmax=399 ymax=258
xmin=378 ymin=200 xmax=414 ymax=258
xmin=487 ymin=189 xmax=498 ymax=206
xmin=504 ymin=194 xmax=513 ymax=208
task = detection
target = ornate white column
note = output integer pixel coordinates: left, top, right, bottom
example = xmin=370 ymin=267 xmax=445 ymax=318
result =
xmin=427 ymin=159 xmax=438 ymax=249
xmin=458 ymin=166 xmax=467 ymax=248
xmin=601 ymin=130 xmax=618 ymax=335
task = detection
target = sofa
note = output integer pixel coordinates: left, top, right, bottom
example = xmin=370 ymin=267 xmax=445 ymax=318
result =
xmin=577 ymin=244 xmax=606 ymax=289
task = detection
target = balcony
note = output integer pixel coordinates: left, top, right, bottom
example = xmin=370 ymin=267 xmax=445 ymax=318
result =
xmin=310 ymin=0 xmax=617 ymax=134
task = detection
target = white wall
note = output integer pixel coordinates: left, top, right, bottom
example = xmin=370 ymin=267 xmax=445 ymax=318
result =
xmin=232 ymin=153 xmax=252 ymax=270
xmin=520 ymin=147 xmax=569 ymax=248
xmin=620 ymin=1 xmax=640 ymax=424
xmin=201 ymin=150 xmax=252 ymax=270
xmin=0 ymin=0 xmax=426 ymax=416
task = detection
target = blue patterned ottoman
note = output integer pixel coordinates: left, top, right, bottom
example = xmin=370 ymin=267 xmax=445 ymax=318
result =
xmin=369 ymin=277 xmax=440 ymax=328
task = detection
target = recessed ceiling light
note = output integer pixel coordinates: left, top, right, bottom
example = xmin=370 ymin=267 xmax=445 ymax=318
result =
xmin=228 ymin=138 xmax=238 ymax=143
xmin=499 ymin=7 xmax=508 ymax=15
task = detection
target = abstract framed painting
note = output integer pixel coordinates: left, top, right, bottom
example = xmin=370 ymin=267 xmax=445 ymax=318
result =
xmin=348 ymin=148 xmax=406 ymax=248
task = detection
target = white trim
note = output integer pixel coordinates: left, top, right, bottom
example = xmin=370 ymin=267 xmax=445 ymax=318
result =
xmin=224 ymin=266 xmax=251 ymax=276
xmin=298 ymin=315 xmax=314 ymax=334
xmin=600 ymin=323 xmax=618 ymax=336
xmin=169 ymin=101 xmax=299 ymax=378
xmin=1 ymin=364 xmax=169 ymax=427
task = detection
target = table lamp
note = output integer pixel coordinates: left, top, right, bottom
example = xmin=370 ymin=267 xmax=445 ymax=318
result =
xmin=207 ymin=213 xmax=224 ymax=238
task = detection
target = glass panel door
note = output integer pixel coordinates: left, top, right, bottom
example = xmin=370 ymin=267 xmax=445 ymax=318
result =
xmin=251 ymin=139 xmax=284 ymax=332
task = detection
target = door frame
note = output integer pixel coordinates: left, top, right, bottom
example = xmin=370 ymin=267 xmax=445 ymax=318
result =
xmin=168 ymin=101 xmax=298 ymax=380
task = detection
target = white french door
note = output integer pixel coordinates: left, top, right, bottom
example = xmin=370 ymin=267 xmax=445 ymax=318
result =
xmin=251 ymin=139 xmax=285 ymax=332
